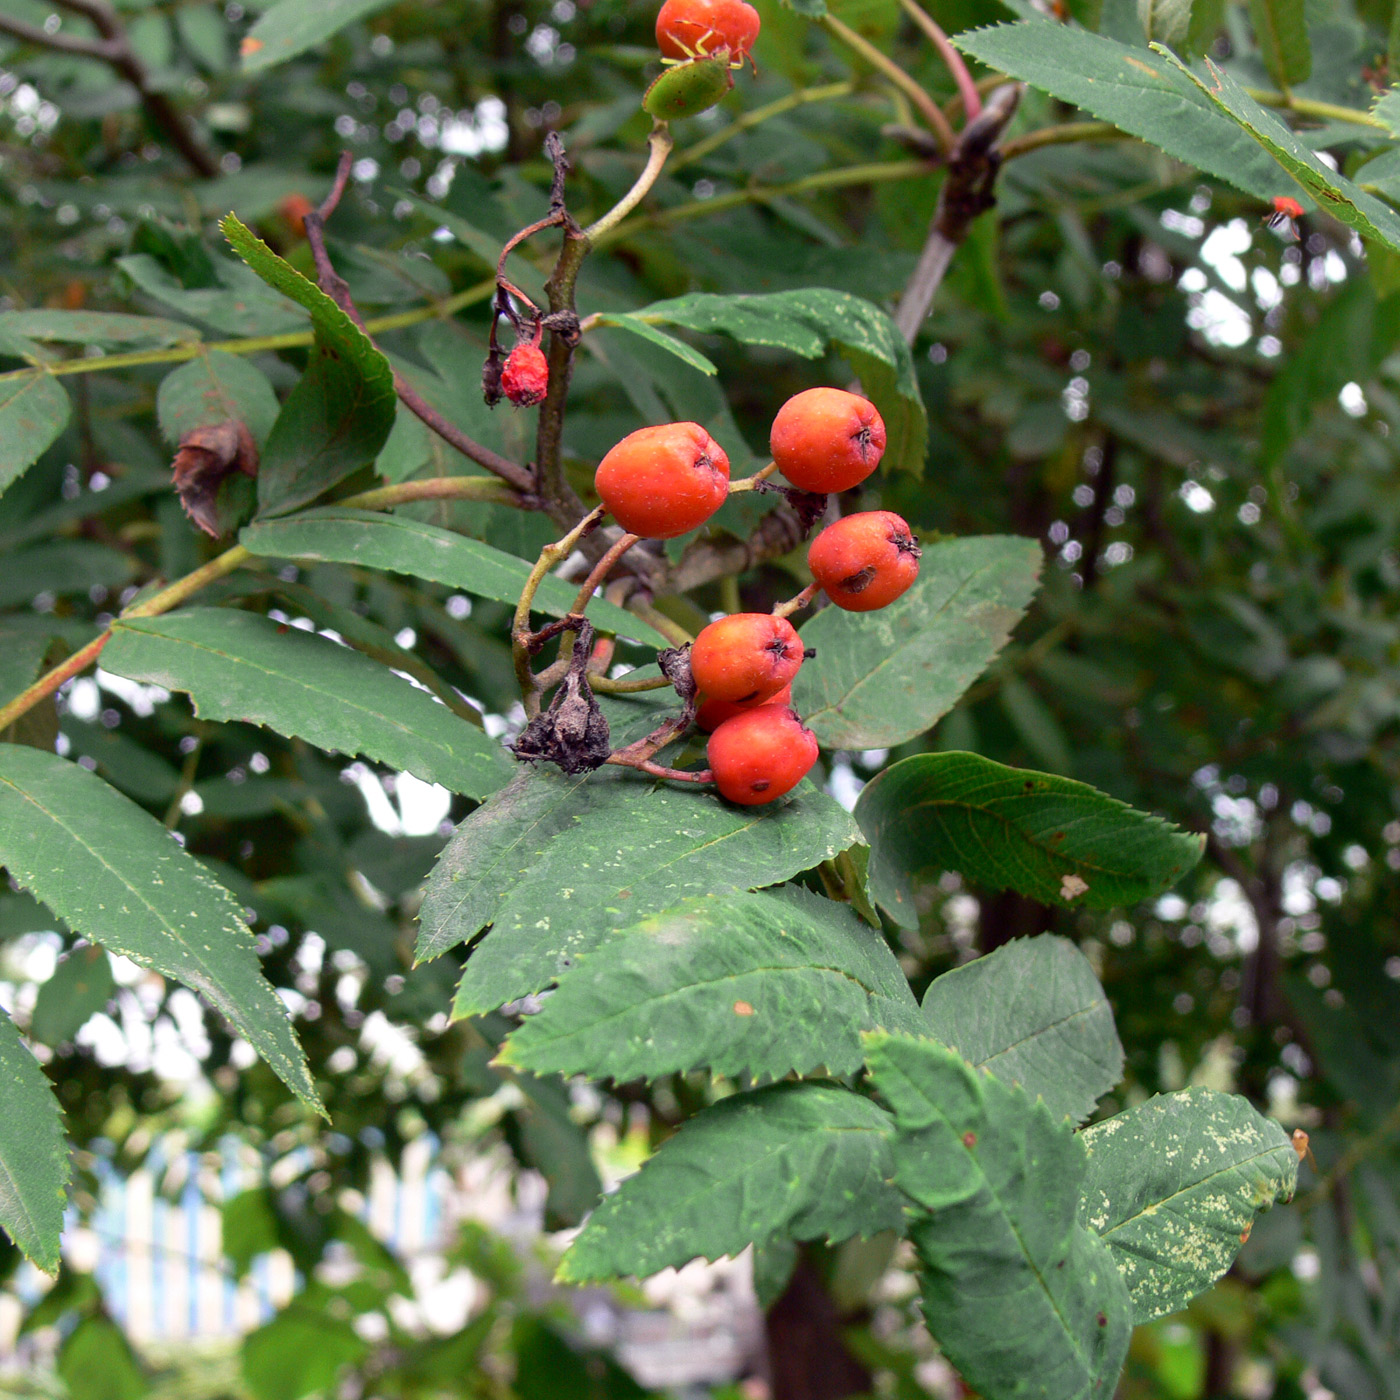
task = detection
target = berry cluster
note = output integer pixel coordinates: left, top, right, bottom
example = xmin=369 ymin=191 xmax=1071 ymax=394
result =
xmin=587 ymin=387 xmax=922 ymax=804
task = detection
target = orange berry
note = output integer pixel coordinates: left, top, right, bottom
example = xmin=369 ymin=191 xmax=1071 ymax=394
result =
xmin=708 ymin=705 xmax=819 ymax=805
xmin=770 ymin=388 xmax=886 ymax=495
xmin=501 ymin=343 xmax=549 ymax=407
xmin=808 ymin=511 xmax=921 ymax=611
xmin=690 ymin=614 xmax=803 ymax=704
xmin=279 ymin=193 xmax=315 ymax=238
xmin=595 ymin=422 xmax=729 ymax=539
xmin=656 ymin=0 xmax=760 ymax=61
xmin=696 ymin=681 xmax=792 ymax=733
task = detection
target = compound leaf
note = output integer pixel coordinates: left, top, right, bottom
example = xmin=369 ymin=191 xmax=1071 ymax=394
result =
xmin=0 ymin=744 xmax=321 ymax=1113
xmin=867 ymin=1033 xmax=1132 ymax=1400
xmin=0 ymin=1006 xmax=69 ymax=1273
xmin=498 ymin=887 xmax=924 ymax=1083
xmin=103 ymin=609 xmax=510 ymax=800
xmin=222 ymin=215 xmax=396 ymax=514
xmin=921 ymin=934 xmax=1123 ymax=1124
xmin=631 ymin=289 xmax=927 ymax=476
xmin=559 ymin=1083 xmax=903 ymax=1283
xmin=240 ymin=508 xmax=669 ymax=645
xmin=794 ymin=537 xmax=1041 ymax=751
xmin=1080 ymin=1088 xmax=1298 ymax=1321
xmin=857 ymin=752 xmax=1204 ymax=921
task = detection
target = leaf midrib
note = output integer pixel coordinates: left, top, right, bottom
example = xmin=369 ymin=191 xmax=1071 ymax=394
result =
xmin=892 ymin=789 xmax=1185 ymax=886
xmin=0 ymin=767 xmax=249 ymax=1015
xmin=1094 ymin=1140 xmax=1295 ymax=1240
xmin=802 ymin=555 xmax=995 ymax=729
xmin=510 ymin=957 xmax=902 ymax=1066
xmin=113 ymin=619 xmax=458 ymax=751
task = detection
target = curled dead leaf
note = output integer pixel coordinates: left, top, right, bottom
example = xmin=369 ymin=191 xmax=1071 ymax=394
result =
xmin=172 ymin=420 xmax=258 ymax=537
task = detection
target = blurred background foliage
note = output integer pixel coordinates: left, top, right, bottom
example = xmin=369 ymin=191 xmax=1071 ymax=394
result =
xmin=0 ymin=0 xmax=1398 ymax=1392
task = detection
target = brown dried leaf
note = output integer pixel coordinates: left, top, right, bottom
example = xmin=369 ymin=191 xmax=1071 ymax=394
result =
xmin=172 ymin=420 xmax=258 ymax=536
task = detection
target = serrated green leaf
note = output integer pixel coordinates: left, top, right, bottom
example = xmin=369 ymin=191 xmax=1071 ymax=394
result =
xmin=241 ymin=0 xmax=398 ymax=73
xmin=920 ymin=934 xmax=1123 ymax=1124
xmin=1159 ymin=52 xmax=1400 ymax=252
xmin=1080 ymin=1088 xmax=1298 ymax=1322
xmin=0 ymin=1006 xmax=69 ymax=1273
xmin=426 ymin=763 xmax=860 ymax=1014
xmin=1374 ymin=86 xmax=1400 ymax=138
xmin=499 ymin=887 xmax=923 ymax=1083
xmin=953 ymin=24 xmax=1290 ymax=202
xmin=29 ymin=946 xmax=115 ymax=1047
xmin=239 ymin=508 xmax=670 ymax=646
xmin=221 ymin=215 xmax=396 ymax=514
xmin=0 ymin=744 xmax=322 ymax=1113
xmin=1247 ymin=0 xmax=1310 ymax=87
xmin=102 ymin=608 xmax=511 ymax=799
xmin=0 ymin=370 xmax=70 ymax=498
xmin=631 ymin=289 xmax=927 ymax=476
xmin=866 ymin=1033 xmax=1132 ymax=1400
xmin=117 ymin=253 xmax=308 ymax=338
xmin=0 ymin=309 xmax=197 ymax=348
xmin=157 ymin=351 xmax=281 ymax=448
xmin=856 ymin=752 xmax=1205 ymax=921
xmin=559 ymin=1083 xmax=903 ymax=1282
xmin=793 ymin=536 xmax=1041 ymax=750
xmin=593 ymin=315 xmax=719 ymax=375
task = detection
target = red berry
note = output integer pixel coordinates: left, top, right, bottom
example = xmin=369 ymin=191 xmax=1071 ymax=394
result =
xmin=594 ymin=422 xmax=730 ymax=538
xmin=697 ymin=681 xmax=792 ymax=734
xmin=808 ymin=511 xmax=921 ymax=611
xmin=656 ymin=0 xmax=760 ymax=62
xmin=708 ymin=705 xmax=819 ymax=805
xmin=690 ymin=614 xmax=803 ymax=704
xmin=770 ymin=388 xmax=886 ymax=495
xmin=501 ymin=343 xmax=549 ymax=407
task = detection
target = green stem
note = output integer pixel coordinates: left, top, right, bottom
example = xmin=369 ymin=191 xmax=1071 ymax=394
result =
xmin=511 ymin=506 xmax=606 ymax=713
xmin=670 ymin=82 xmax=855 ymax=172
xmin=587 ymin=670 xmax=674 ymax=693
xmin=1000 ymin=121 xmax=1129 ymax=160
xmin=584 ymin=124 xmax=675 ymax=242
xmin=1245 ymin=87 xmax=1388 ymax=129
xmin=342 ymin=476 xmax=524 ymax=511
xmin=820 ymin=12 xmax=955 ymax=151
xmin=626 ymin=599 xmax=694 ymax=646
xmin=595 ymin=159 xmax=933 ymax=248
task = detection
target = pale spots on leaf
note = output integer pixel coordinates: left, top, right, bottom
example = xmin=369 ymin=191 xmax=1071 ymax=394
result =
xmin=1060 ymin=873 xmax=1089 ymax=901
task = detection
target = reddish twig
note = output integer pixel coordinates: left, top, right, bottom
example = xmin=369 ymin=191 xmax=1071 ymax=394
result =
xmin=302 ymin=153 xmax=534 ymax=495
